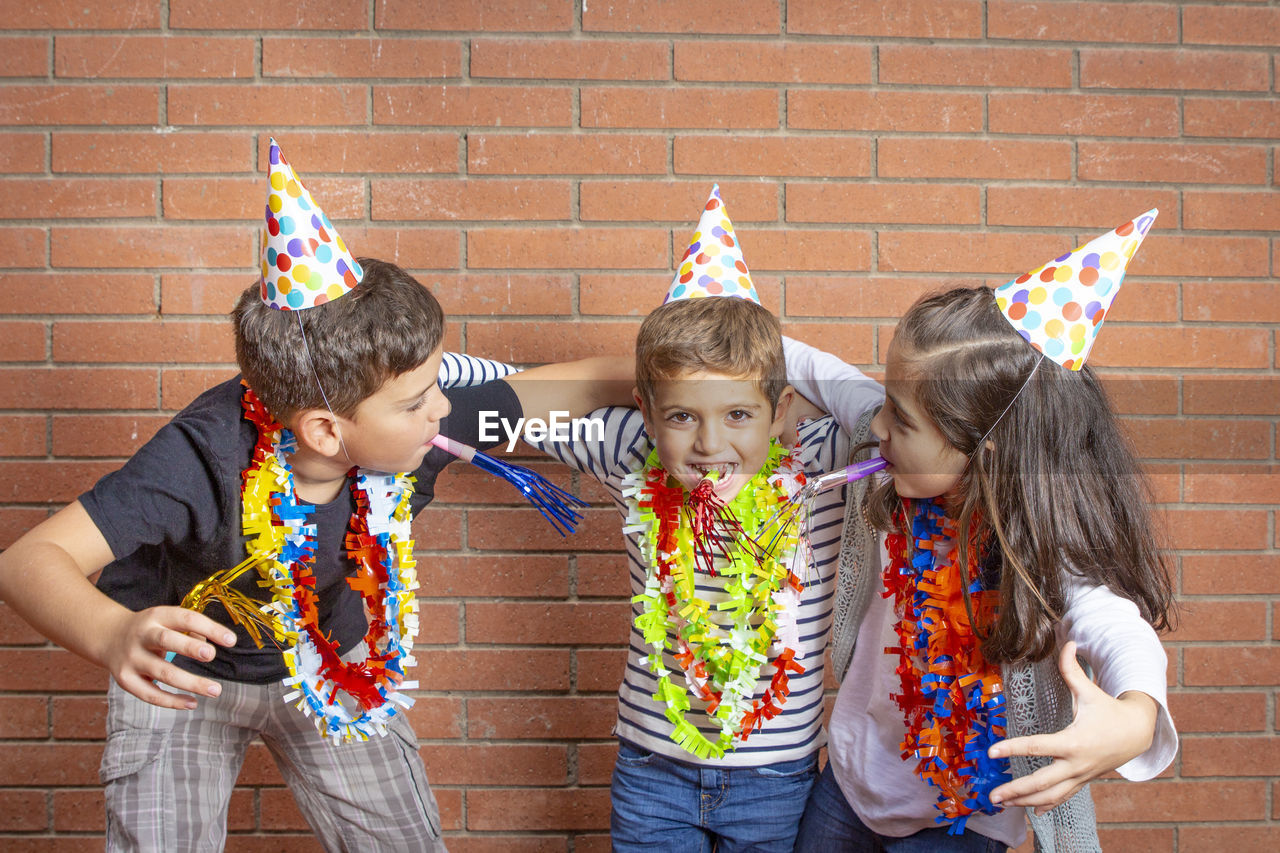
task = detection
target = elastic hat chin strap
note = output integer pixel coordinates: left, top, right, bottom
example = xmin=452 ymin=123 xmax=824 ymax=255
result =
xmin=295 ymin=311 xmax=351 ymax=464
xmin=971 ymin=353 xmax=1044 ymax=459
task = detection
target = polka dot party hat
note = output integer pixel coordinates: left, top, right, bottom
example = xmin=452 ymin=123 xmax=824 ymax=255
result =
xmin=994 ymin=209 xmax=1157 ymax=370
xmin=259 ymin=137 xmax=362 ymax=311
xmin=665 ymin=184 xmax=760 ymax=304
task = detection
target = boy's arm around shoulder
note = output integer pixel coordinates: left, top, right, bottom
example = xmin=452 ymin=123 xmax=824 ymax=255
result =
xmin=783 ymin=336 xmax=884 ymax=431
xmin=505 ymin=355 xmax=636 ymax=423
xmin=0 ymin=501 xmax=237 ymax=710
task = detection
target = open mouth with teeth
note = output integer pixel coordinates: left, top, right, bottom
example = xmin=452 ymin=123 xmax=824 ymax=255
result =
xmin=691 ymin=463 xmax=737 ymax=480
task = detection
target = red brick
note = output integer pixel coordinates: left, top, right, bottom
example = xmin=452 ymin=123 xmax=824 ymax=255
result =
xmin=987 ymin=187 xmax=1179 ymax=231
xmin=0 ymin=414 xmax=43 ymax=456
xmin=1092 ymin=374 xmax=1176 ymax=415
xmin=584 ymin=0 xmax=779 ymax=34
xmin=428 ymin=273 xmax=574 ymax=316
xmin=1169 ymin=600 xmax=1268 ymax=643
xmin=1186 ymin=190 xmax=1280 ymax=231
xmin=468 ymin=227 xmax=665 ymax=270
xmin=579 ymin=742 xmax=619 ymax=785
xmin=53 ymin=131 xmax=252 ymax=173
xmin=880 ymin=231 xmax=1068 ymax=275
xmin=161 ymin=272 xmax=253 ymax=315
xmin=51 ymin=225 xmax=249 ymax=270
xmin=0 ymin=85 xmax=158 ymax=125
xmin=377 ymin=0 xmax=573 ymax=32
xmin=9 ymin=0 xmax=161 ymax=29
xmin=1183 ymin=554 xmax=1280 ymax=596
xmin=1188 ymin=278 xmax=1280 ymax=323
xmin=466 ymin=788 xmax=611 ymax=831
xmin=52 ymin=320 xmax=232 ymax=364
xmin=582 ymin=87 xmax=778 ymax=129
xmin=1183 ymin=735 xmax=1280 ymax=777
xmin=789 ymin=0 xmax=981 ymax=37
xmin=990 ymin=93 xmax=1179 ymax=137
xmin=1095 ymin=326 xmax=1270 ymax=370
xmin=1185 ymin=646 xmax=1280 ymax=687
xmin=465 ymin=507 xmax=621 ymax=551
xmin=473 ymin=38 xmax=668 ymax=81
xmin=789 ymin=91 xmax=983 ymax=133
xmin=446 ymin=838 xmax=569 ymax=853
xmin=1088 ymin=281 xmax=1179 ymax=323
xmin=1184 ymin=469 xmax=1280 ymax=504
xmin=256 ymin=131 xmax=459 ymax=175
xmin=415 ymin=554 xmax=569 ymax=598
xmin=468 ymin=132 xmax=666 ymax=175
xmin=467 ymin=696 xmax=617 ymax=740
xmin=0 ymin=459 xmax=119 ymax=502
xmin=675 ymin=41 xmax=871 ymax=84
xmin=879 ymin=138 xmax=1072 ymax=180
xmin=401 ymin=696 xmax=463 ymax=739
xmin=414 ymin=649 xmax=570 ymax=691
xmin=0 ymin=132 xmax=44 ymax=172
xmin=0 ymin=696 xmax=47 ymax=738
xmin=55 ymin=35 xmax=256 ymax=78
xmin=263 ymin=37 xmax=460 ymax=78
xmin=580 ymin=180 xmax=777 ymax=223
xmin=51 ymin=788 xmax=108 ymax=832
xmin=1122 ymin=417 xmax=1270 ymax=460
xmin=0 ymin=790 xmax=47 ymax=831
xmin=0 ymin=507 xmax=50 ymax=548
xmin=579 ymin=272 xmax=778 ymax=317
xmin=0 ymin=226 xmax=47 ymax=267
xmin=577 ymin=555 xmax=630 ymax=598
xmin=1126 ymin=234 xmax=1269 ymax=278
xmin=410 ymin=507 xmax=463 ymax=551
xmin=170 ymin=83 xmax=366 ymax=126
xmin=50 ymin=414 xmax=168 ymax=457
xmin=167 ymin=175 xmax=336 ymax=220
xmin=0 ymin=367 xmax=157 ymax=409
xmin=0 ymin=741 xmax=104 ymax=786
xmin=738 ymin=229 xmax=871 ymax=272
xmin=0 ymin=178 xmax=156 ymax=219
xmin=1185 ymin=97 xmax=1280 ymax=139
xmin=1 ymin=273 xmax=155 ymax=315
xmin=433 ymin=459 xmax=579 ymax=506
xmin=675 ymin=135 xmax=870 ymax=178
xmin=1081 ymin=47 xmax=1269 ymax=92
xmin=1079 ymin=140 xmax=1268 ymax=184
xmin=160 ymin=367 xmax=239 ymax=410
xmin=988 ymin=1 xmax=1177 ymax=43
xmin=787 ymin=183 xmax=980 ymax=226
xmin=257 ymin=787 xmax=311 ymax=831
xmin=372 ymin=178 xmax=570 ymax=221
xmin=1185 ymin=5 xmax=1280 ymax=47
xmin=1180 ymin=826 xmax=1280 ymax=853
xmin=0 ymin=320 xmax=45 ymax=361
xmin=1093 ymin=827 xmax=1174 ymax=851
xmin=575 ymin=648 xmax=629 ymax=692
xmin=424 ymin=744 xmax=568 ymax=787
xmin=51 ymin=695 xmax=107 ymax=739
xmin=466 ymin=602 xmax=630 ymax=645
xmin=314 ymin=226 xmax=460 ymax=270
xmin=781 ymin=321 xmax=876 ymax=366
xmin=882 ymin=45 xmax=1071 ymax=87
xmin=170 ymin=0 xmax=366 ymax=29
xmin=1184 ymin=374 xmax=1280 ymax=413
xmin=1167 ymin=690 xmax=1266 ymax=733
xmin=0 ymin=36 xmax=47 ymax=76
xmin=785 ymin=276 xmax=976 ymax=319
xmin=1163 ymin=506 xmax=1271 ymax=549
xmin=375 ymin=85 xmax=572 ymax=128
xmin=1095 ymin=778 xmax=1266 ymax=822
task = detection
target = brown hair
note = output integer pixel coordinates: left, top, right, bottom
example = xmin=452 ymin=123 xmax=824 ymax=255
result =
xmin=232 ymin=257 xmax=445 ymax=421
xmin=634 ymin=297 xmax=786 ymax=409
xmin=866 ymin=286 xmax=1175 ymax=663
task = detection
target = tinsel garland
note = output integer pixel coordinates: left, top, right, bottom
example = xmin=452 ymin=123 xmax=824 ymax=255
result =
xmin=622 ymin=441 xmax=808 ymax=759
xmin=883 ymin=498 xmax=1011 ymax=834
xmin=239 ymin=387 xmax=420 ymax=743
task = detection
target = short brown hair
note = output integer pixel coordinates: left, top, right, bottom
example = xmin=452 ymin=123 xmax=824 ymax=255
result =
xmin=634 ymin=297 xmax=785 ymax=409
xmin=232 ymin=257 xmax=445 ymax=421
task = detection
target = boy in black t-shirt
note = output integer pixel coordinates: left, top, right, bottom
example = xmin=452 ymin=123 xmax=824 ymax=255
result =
xmin=0 ymin=140 xmax=625 ymax=850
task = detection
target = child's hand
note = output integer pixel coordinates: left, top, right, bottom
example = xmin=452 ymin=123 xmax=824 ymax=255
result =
xmin=101 ymin=606 xmax=238 ymax=710
xmin=987 ymin=640 xmax=1158 ymax=815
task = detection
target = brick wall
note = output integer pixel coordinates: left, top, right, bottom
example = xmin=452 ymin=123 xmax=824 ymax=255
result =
xmin=1 ymin=1 xmax=1277 ymax=850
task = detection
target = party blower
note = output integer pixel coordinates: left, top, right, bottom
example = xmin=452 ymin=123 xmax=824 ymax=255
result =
xmin=429 ymin=433 xmax=587 ymax=536
xmin=759 ymin=456 xmax=889 ymax=550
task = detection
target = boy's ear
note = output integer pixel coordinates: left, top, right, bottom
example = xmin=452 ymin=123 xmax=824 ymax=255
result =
xmin=292 ymin=408 xmax=347 ymax=459
xmin=769 ymin=385 xmax=797 ymax=439
xmin=632 ymin=386 xmax=654 ymax=432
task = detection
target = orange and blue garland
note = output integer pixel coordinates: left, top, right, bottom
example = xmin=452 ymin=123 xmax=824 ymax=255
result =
xmin=240 ymin=387 xmax=419 ymax=743
xmin=883 ymin=498 xmax=1010 ymax=834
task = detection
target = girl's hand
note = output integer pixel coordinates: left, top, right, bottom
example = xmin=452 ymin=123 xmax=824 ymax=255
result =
xmin=100 ymin=606 xmax=238 ymax=710
xmin=987 ymin=641 xmax=1158 ymax=814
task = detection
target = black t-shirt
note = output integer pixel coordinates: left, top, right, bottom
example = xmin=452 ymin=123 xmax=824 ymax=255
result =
xmin=80 ymin=375 xmax=521 ymax=683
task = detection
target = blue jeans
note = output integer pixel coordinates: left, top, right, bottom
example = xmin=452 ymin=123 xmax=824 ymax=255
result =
xmin=795 ymin=762 xmax=1005 ymax=852
xmin=609 ymin=739 xmax=817 ymax=852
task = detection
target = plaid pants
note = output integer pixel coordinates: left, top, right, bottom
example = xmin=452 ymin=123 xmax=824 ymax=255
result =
xmin=100 ymin=660 xmax=444 ymax=852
